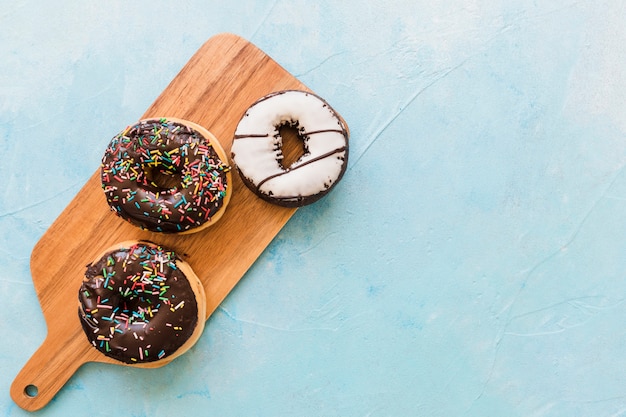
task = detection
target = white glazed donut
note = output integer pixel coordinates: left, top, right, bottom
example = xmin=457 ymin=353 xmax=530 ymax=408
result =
xmin=231 ymin=90 xmax=349 ymax=207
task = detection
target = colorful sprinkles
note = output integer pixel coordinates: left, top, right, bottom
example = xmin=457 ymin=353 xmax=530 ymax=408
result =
xmin=78 ymin=242 xmax=199 ymax=364
xmin=101 ymin=118 xmax=230 ymax=233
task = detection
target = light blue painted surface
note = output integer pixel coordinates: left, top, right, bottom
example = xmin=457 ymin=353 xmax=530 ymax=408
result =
xmin=2 ymin=1 xmax=626 ymax=416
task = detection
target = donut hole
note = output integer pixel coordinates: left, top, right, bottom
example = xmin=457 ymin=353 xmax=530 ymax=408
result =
xmin=278 ymin=124 xmax=307 ymax=169
xmin=144 ymin=166 xmax=181 ymax=191
xmin=112 ymin=289 xmax=159 ymax=329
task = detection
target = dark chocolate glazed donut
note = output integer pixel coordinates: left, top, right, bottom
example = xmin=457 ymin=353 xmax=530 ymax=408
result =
xmin=78 ymin=241 xmax=206 ymax=364
xmin=101 ymin=118 xmax=231 ymax=233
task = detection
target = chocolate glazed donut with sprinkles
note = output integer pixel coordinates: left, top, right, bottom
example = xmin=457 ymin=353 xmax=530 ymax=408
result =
xmin=101 ymin=117 xmax=232 ymax=234
xmin=78 ymin=241 xmax=206 ymax=365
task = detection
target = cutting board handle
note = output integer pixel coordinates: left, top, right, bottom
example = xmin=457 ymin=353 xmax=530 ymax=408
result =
xmin=10 ymin=334 xmax=89 ymax=412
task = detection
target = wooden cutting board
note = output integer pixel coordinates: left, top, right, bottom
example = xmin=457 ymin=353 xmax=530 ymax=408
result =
xmin=10 ymin=33 xmax=311 ymax=411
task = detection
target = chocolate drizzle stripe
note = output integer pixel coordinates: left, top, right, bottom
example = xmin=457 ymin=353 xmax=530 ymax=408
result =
xmin=256 ymin=146 xmax=347 ymax=191
xmin=302 ymin=129 xmax=345 ymax=136
xmin=234 ymin=129 xmax=343 ymax=140
xmin=234 ymin=133 xmax=270 ymax=139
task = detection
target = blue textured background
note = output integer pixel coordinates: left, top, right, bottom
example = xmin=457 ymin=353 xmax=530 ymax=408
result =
xmin=2 ymin=1 xmax=626 ymax=416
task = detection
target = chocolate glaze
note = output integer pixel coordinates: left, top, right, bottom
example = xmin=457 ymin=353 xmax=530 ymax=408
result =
xmin=78 ymin=242 xmax=199 ymax=364
xmin=101 ymin=118 xmax=230 ymax=233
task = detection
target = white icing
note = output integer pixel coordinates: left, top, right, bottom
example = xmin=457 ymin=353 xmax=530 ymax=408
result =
xmin=231 ymin=90 xmax=348 ymax=204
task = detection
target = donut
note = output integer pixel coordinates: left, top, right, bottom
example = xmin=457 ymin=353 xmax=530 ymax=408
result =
xmin=101 ymin=117 xmax=232 ymax=233
xmin=78 ymin=241 xmax=206 ymax=366
xmin=231 ymin=90 xmax=349 ymax=207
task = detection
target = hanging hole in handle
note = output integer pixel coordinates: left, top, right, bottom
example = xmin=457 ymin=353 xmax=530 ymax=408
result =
xmin=24 ymin=384 xmax=38 ymax=398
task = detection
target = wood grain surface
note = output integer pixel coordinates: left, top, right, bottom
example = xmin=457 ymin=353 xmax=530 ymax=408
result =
xmin=11 ymin=33 xmax=309 ymax=411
